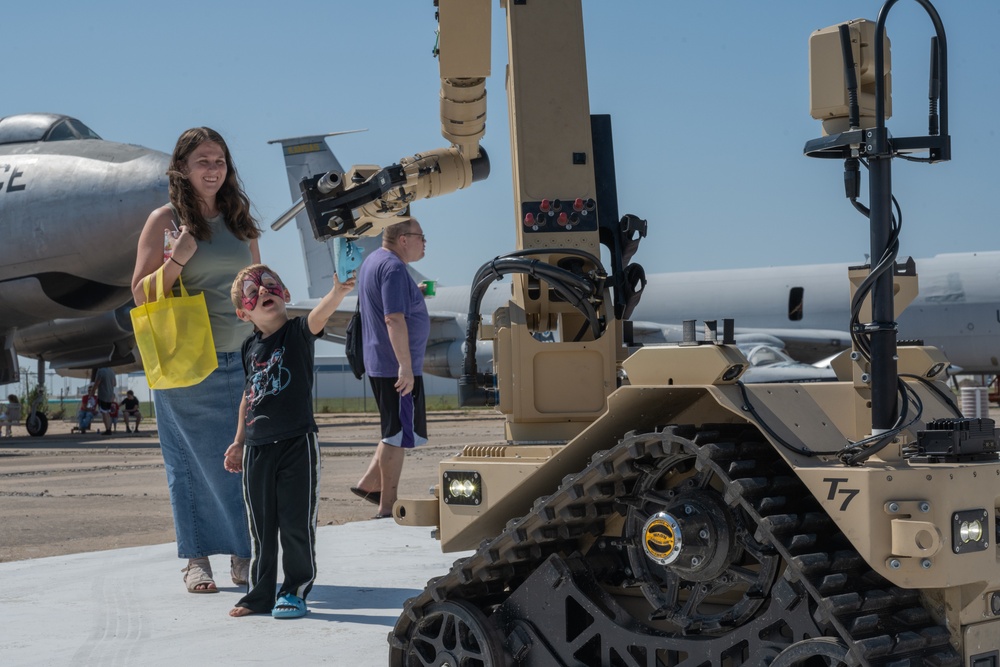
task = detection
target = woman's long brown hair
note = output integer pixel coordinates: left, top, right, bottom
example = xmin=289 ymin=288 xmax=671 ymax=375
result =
xmin=167 ymin=127 xmax=261 ymax=242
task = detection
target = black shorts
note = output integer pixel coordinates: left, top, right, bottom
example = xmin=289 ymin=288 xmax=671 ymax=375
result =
xmin=98 ymin=400 xmax=113 ymax=413
xmin=369 ymin=376 xmax=427 ymax=448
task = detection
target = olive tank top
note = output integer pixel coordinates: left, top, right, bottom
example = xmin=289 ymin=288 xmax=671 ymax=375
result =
xmin=167 ymin=205 xmax=253 ymax=352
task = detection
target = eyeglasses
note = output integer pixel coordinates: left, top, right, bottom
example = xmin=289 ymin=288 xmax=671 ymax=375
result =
xmin=401 ymin=233 xmax=426 ymax=242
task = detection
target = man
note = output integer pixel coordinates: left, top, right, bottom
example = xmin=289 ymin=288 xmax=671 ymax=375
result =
xmin=351 ymin=218 xmax=430 ymax=519
xmin=73 ymin=385 xmax=98 ymax=433
xmin=121 ymin=390 xmax=142 ymax=433
xmin=93 ymin=367 xmax=116 ymax=435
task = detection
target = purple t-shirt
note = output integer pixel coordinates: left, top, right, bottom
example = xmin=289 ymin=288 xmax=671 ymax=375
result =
xmin=358 ymin=248 xmax=430 ymax=378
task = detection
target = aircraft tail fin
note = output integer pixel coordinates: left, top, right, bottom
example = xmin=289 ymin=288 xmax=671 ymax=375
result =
xmin=267 ymin=131 xmax=380 ymax=298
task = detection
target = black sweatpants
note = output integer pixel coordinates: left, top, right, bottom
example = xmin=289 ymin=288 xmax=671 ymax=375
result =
xmin=236 ymin=433 xmax=320 ymax=614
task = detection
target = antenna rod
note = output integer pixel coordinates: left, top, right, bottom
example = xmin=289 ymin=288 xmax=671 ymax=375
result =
xmin=928 ymin=36 xmax=940 ymax=135
xmin=838 ymin=24 xmax=861 ymax=130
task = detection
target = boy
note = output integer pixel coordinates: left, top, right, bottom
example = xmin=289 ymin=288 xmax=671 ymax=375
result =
xmin=224 ymin=264 xmax=354 ymax=619
xmin=109 ymin=398 xmax=120 ymax=432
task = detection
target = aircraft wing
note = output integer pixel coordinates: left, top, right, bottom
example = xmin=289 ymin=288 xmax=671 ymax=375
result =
xmin=288 ymin=295 xmax=466 ymax=343
xmin=629 ymin=321 xmax=850 ymax=364
xmin=285 ymin=298 xmax=354 ymax=344
xmin=756 ymin=329 xmax=851 ymax=364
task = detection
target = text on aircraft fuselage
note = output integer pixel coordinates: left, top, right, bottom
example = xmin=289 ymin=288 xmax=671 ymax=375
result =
xmin=0 ymin=163 xmax=26 ymax=193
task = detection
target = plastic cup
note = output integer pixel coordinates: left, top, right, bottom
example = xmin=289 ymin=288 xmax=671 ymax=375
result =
xmin=422 ymin=280 xmax=436 ymax=297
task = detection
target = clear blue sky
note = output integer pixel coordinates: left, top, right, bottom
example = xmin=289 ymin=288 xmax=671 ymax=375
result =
xmin=6 ymin=0 xmax=1000 ymax=304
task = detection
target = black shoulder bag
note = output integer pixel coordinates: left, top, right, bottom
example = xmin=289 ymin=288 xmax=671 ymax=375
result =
xmin=345 ymin=301 xmax=365 ymax=380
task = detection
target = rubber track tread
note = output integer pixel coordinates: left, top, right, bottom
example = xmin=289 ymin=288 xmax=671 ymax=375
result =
xmin=388 ymin=425 xmax=961 ymax=666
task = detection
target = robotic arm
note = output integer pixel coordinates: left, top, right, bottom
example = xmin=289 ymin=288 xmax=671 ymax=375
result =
xmin=300 ymin=145 xmax=490 ymax=240
xmin=298 ymin=0 xmax=492 ymax=242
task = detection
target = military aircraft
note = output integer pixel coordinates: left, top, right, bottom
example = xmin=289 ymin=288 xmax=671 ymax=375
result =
xmin=629 ymin=254 xmax=1000 ymax=375
xmin=0 ymin=113 xmax=169 ymax=429
xmin=271 ymin=134 xmax=999 ymax=382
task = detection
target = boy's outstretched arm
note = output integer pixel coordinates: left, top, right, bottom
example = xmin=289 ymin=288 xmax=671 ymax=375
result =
xmin=224 ymin=393 xmax=249 ymax=473
xmin=307 ymin=273 xmax=357 ymax=335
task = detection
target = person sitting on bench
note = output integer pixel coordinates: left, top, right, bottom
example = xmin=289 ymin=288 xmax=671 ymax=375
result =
xmin=121 ymin=390 xmax=142 ymax=433
xmin=72 ymin=387 xmax=98 ymax=433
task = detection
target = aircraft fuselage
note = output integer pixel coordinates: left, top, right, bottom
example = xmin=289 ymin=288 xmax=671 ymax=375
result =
xmin=0 ymin=140 xmax=169 ymax=330
xmin=631 ymin=252 xmax=1000 ymax=374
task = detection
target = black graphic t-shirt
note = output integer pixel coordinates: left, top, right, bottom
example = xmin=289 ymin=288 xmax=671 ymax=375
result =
xmin=241 ymin=316 xmax=320 ymax=446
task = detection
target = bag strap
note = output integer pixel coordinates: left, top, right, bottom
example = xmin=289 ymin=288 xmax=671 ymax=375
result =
xmin=140 ymin=264 xmax=189 ymax=304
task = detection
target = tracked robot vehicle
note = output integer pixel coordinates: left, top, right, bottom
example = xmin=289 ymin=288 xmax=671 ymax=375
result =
xmin=296 ymin=0 xmax=1000 ymax=663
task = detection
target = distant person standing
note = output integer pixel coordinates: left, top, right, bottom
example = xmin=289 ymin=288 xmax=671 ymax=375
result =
xmin=93 ymin=367 xmax=116 ymax=436
xmin=2 ymin=395 xmax=21 ymax=437
xmin=351 ymin=219 xmax=430 ymax=519
xmin=131 ymin=127 xmax=260 ymax=594
xmin=224 ymin=263 xmax=354 ymax=618
xmin=109 ymin=398 xmax=120 ymax=432
xmin=121 ymin=390 xmax=142 ymax=433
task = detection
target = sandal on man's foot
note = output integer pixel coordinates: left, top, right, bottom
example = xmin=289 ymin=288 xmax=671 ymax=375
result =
xmin=182 ymin=557 xmax=218 ymax=594
xmin=350 ymin=486 xmax=380 ymax=505
xmin=231 ymin=556 xmax=250 ymax=586
xmin=272 ymin=593 xmax=307 ymax=619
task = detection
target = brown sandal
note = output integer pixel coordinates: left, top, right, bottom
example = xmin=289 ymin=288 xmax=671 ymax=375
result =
xmin=231 ymin=556 xmax=250 ymax=586
xmin=182 ymin=557 xmax=218 ymax=594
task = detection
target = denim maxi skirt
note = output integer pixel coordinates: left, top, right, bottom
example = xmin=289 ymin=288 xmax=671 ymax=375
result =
xmin=154 ymin=352 xmax=251 ymax=559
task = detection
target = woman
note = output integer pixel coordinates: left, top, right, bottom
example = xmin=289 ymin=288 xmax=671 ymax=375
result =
xmin=132 ymin=127 xmax=260 ymax=594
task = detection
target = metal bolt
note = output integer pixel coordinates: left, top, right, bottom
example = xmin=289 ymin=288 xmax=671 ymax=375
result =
xmin=690 ymin=556 xmax=702 ymax=567
xmin=919 ymin=502 xmax=930 ymax=513
xmin=889 ymin=559 xmax=901 ymax=569
xmin=887 ymin=502 xmax=899 ymax=513
xmin=921 ymin=559 xmax=932 ymax=569
xmin=850 ymin=351 xmax=861 ymax=361
xmin=699 ymin=529 xmax=709 ymax=539
xmin=684 ymin=505 xmax=694 ymax=515
xmin=860 ymin=373 xmax=871 ymax=384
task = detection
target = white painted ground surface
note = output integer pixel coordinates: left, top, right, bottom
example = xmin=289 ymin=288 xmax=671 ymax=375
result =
xmin=0 ymin=521 xmax=469 ymax=667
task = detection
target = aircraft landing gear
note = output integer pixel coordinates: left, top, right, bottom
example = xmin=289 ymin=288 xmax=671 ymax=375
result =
xmin=26 ymin=411 xmax=48 ymax=437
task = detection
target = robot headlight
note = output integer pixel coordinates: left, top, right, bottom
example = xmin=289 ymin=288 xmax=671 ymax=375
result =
xmin=443 ymin=471 xmax=482 ymax=506
xmin=959 ymin=520 xmax=983 ymax=543
xmin=952 ymin=509 xmax=990 ymax=554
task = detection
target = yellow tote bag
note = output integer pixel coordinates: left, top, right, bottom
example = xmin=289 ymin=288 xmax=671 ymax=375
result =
xmin=130 ymin=265 xmax=217 ymax=389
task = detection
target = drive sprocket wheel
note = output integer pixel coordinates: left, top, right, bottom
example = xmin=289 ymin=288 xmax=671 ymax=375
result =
xmin=401 ymin=599 xmax=508 ymax=667
xmin=624 ymin=445 xmax=781 ymax=634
